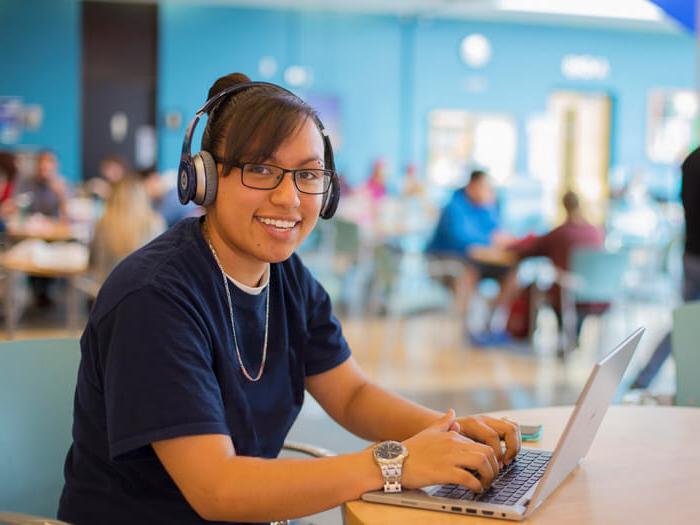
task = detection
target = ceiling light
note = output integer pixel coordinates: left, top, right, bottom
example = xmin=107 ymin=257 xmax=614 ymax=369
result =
xmin=497 ymin=0 xmax=664 ymax=22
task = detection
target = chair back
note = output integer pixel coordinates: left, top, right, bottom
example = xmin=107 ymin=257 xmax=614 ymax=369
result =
xmin=672 ymin=301 xmax=700 ymax=407
xmin=0 ymin=338 xmax=80 ymax=517
xmin=569 ymin=248 xmax=628 ymax=303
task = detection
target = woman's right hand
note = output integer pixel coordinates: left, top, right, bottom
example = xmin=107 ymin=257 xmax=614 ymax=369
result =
xmin=401 ymin=410 xmax=500 ymax=493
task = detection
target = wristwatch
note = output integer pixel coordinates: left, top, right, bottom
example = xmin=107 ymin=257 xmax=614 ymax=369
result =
xmin=372 ymin=440 xmax=409 ymax=493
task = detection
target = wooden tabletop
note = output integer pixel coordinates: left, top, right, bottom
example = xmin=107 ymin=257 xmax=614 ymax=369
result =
xmin=468 ymin=246 xmax=517 ymax=267
xmin=0 ymin=256 xmax=87 ymax=277
xmin=343 ymin=405 xmax=700 ymax=524
xmin=5 ymin=219 xmax=75 ymax=243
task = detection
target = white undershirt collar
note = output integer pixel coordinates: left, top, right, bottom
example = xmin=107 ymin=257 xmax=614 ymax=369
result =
xmin=226 ymin=264 xmax=270 ymax=296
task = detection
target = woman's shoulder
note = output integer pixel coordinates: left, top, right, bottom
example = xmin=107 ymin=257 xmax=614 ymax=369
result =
xmin=94 ymin=219 xmax=209 ymax=310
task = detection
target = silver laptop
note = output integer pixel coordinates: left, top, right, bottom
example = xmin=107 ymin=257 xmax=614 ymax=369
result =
xmin=362 ymin=327 xmax=645 ymax=521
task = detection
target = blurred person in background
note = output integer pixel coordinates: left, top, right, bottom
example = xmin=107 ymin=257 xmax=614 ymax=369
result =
xmin=630 ymin=146 xmax=700 ymax=389
xmin=12 ymin=150 xmax=71 ymax=307
xmin=401 ymin=163 xmax=425 ymax=198
xmin=139 ymin=166 xmax=202 ymax=228
xmin=426 ymin=169 xmax=518 ymax=345
xmin=83 ymin=154 xmax=131 ymax=201
xmin=89 ymin=175 xmax=165 ymax=287
xmin=0 ymin=152 xmax=18 ymax=227
xmin=15 ymin=149 xmax=69 ymax=220
xmin=362 ymin=157 xmax=388 ymax=202
xmin=505 ymin=191 xmax=605 ymax=344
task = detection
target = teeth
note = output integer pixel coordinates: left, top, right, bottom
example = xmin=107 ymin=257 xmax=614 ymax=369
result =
xmin=259 ymin=217 xmax=297 ymax=228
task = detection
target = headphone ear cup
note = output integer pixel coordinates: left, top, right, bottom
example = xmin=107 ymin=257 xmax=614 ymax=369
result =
xmin=192 ymin=151 xmax=218 ymax=206
xmin=178 ymin=159 xmax=195 ymax=204
xmin=320 ymin=174 xmax=340 ymax=220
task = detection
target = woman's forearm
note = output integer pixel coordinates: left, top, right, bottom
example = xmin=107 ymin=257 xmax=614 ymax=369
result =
xmin=340 ymin=380 xmax=442 ymax=442
xmin=203 ymin=449 xmax=382 ymax=522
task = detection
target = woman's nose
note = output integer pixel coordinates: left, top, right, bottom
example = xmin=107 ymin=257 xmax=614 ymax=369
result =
xmin=270 ymin=172 xmax=301 ymax=208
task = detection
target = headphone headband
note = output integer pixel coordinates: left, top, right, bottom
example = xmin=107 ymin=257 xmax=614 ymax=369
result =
xmin=178 ymin=80 xmax=339 ymax=219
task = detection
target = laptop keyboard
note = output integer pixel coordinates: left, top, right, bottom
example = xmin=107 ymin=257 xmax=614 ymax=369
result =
xmin=433 ymin=449 xmax=552 ymax=506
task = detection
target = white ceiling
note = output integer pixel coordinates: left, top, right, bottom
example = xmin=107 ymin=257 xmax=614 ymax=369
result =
xmin=139 ymin=0 xmax=683 ymax=33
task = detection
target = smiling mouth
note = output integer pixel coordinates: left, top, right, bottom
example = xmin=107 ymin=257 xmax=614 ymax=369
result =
xmin=256 ymin=216 xmax=300 ymax=230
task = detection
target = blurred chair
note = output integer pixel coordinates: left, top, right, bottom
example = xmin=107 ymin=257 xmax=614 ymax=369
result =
xmin=370 ymin=247 xmax=454 ymax=317
xmin=672 ymin=300 xmax=700 ymax=407
xmin=0 ymin=338 xmax=79 ymax=518
xmin=552 ymin=248 xmax=629 ymax=354
xmin=299 ymin=218 xmax=371 ymax=315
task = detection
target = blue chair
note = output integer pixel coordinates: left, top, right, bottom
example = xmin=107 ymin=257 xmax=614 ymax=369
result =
xmin=556 ymin=248 xmax=629 ymax=354
xmin=0 ymin=337 xmax=331 ymax=524
xmin=672 ymin=301 xmax=700 ymax=407
xmin=0 ymin=338 xmax=80 ymax=518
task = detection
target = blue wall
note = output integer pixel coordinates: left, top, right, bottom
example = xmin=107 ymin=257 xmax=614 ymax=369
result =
xmin=0 ymin=0 xmax=81 ymax=182
xmin=159 ymin=4 xmax=696 ymax=190
xmin=158 ymin=6 xmax=403 ymax=187
xmin=0 ymin=0 xmax=694 ymax=191
xmin=411 ymin=19 xmax=696 ymax=184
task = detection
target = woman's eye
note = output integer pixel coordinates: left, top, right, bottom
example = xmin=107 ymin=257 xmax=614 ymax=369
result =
xmin=297 ymin=170 xmax=319 ymax=181
xmin=249 ymin=165 xmax=273 ymax=175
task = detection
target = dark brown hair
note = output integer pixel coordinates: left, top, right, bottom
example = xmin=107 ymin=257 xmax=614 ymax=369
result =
xmin=469 ymin=169 xmax=487 ymax=184
xmin=202 ymin=72 xmax=324 ymax=176
xmin=562 ymin=190 xmax=580 ymax=213
xmin=0 ymin=152 xmax=17 ymax=181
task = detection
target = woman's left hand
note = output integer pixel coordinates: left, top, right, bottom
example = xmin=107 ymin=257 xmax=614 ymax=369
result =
xmin=452 ymin=415 xmax=521 ymax=468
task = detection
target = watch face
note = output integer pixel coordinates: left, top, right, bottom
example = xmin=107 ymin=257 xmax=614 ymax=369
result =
xmin=375 ymin=441 xmax=405 ymax=460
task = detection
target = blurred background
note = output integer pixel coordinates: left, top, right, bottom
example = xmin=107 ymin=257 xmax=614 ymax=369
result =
xmin=0 ymin=0 xmax=698 ymax=504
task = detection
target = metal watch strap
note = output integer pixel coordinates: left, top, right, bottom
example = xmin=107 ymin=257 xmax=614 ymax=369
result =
xmin=380 ymin=463 xmax=403 ymax=493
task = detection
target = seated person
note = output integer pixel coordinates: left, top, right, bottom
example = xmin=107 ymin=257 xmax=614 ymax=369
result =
xmin=16 ymin=149 xmax=70 ymax=220
xmin=139 ymin=167 xmax=202 ymax=228
xmin=13 ymin=149 xmax=70 ymax=307
xmin=507 ymin=191 xmax=605 ymax=342
xmin=82 ymin=154 xmax=131 ymax=201
xmin=58 ymin=72 xmax=520 ymax=525
xmin=89 ymin=176 xmax=165 ymax=288
xmin=0 ymin=151 xmax=18 ymax=229
xmin=426 ymin=169 xmax=518 ymax=344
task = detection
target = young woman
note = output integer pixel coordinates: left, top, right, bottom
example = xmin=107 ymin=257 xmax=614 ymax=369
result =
xmin=58 ymin=73 xmax=520 ymax=525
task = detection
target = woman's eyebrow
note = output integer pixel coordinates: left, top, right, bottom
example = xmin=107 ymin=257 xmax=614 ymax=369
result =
xmin=267 ymin=156 xmax=323 ymax=166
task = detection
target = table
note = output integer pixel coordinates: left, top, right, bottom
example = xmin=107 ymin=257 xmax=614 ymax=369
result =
xmin=5 ymin=217 xmax=76 ymax=243
xmin=468 ymin=245 xmax=518 ymax=267
xmin=343 ymin=406 xmax=700 ymax=524
xmin=1 ymin=256 xmax=87 ymax=339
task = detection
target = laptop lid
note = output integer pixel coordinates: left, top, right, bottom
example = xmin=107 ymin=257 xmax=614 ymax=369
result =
xmin=525 ymin=327 xmax=644 ymax=516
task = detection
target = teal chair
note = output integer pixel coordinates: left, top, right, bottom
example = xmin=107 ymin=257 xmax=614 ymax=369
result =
xmin=0 ymin=338 xmax=80 ymax=518
xmin=0 ymin=337 xmax=331 ymax=524
xmin=556 ymin=248 xmax=629 ymax=354
xmin=567 ymin=248 xmax=628 ymax=303
xmin=672 ymin=301 xmax=700 ymax=407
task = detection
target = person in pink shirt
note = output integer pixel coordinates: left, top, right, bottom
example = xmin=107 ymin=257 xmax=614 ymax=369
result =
xmin=364 ymin=158 xmax=388 ymax=201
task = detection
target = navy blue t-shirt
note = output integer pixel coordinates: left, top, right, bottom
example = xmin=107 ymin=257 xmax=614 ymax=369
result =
xmin=58 ymin=217 xmax=351 ymax=525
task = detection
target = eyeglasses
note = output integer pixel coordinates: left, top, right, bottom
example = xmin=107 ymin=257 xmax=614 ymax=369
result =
xmin=232 ymin=162 xmax=334 ymax=195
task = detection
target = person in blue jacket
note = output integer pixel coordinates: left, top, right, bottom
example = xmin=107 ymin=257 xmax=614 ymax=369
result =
xmin=58 ymin=73 xmax=520 ymax=525
xmin=427 ymin=170 xmax=518 ymax=344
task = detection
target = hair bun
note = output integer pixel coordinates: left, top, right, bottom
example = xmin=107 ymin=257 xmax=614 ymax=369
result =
xmin=206 ymin=72 xmax=252 ymax=109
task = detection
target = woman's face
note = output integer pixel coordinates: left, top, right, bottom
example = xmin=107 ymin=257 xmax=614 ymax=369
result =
xmin=209 ymin=117 xmax=325 ymax=273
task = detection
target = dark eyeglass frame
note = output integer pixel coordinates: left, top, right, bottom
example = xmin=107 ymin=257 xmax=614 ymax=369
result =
xmin=227 ymin=161 xmax=334 ymax=195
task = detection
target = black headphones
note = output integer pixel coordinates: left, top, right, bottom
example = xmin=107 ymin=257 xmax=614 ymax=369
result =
xmin=178 ymin=81 xmax=340 ymax=220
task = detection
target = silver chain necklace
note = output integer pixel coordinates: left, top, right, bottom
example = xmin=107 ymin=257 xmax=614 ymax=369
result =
xmin=205 ymin=224 xmax=270 ymax=382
